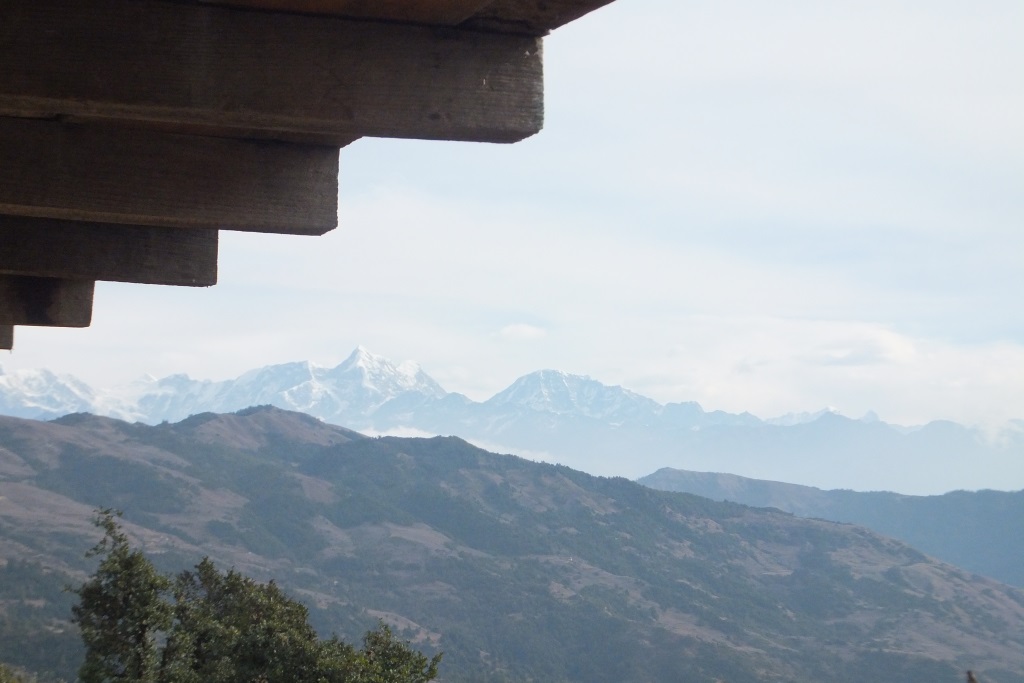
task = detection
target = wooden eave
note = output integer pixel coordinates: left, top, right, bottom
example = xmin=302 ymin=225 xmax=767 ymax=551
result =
xmin=0 ymin=0 xmax=615 ymax=348
xmin=197 ymin=0 xmax=616 ymax=34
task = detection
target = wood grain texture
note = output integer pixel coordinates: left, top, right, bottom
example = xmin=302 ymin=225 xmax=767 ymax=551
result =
xmin=0 ymin=118 xmax=339 ymax=235
xmin=0 ymin=217 xmax=218 ymax=286
xmin=0 ymin=276 xmax=94 ymax=327
xmin=195 ymin=0 xmax=614 ymax=34
xmin=0 ymin=326 xmax=11 ymax=350
xmin=0 ymin=0 xmax=544 ymax=144
xmin=199 ymin=0 xmax=495 ymax=25
xmin=463 ymin=0 xmax=616 ymax=34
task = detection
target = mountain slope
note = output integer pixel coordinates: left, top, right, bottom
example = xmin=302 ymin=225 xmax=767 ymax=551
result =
xmin=638 ymin=467 xmax=1024 ymax=588
xmin=1 ymin=408 xmax=1022 ymax=682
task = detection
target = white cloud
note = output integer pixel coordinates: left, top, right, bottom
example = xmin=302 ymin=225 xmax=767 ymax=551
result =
xmin=498 ymin=324 xmax=548 ymax=341
xmin=613 ymin=317 xmax=1024 ymax=428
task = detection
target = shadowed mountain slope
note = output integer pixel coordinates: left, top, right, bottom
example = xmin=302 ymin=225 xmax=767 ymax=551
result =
xmin=1 ymin=407 xmax=1022 ymax=682
xmin=638 ymin=468 xmax=1024 ymax=589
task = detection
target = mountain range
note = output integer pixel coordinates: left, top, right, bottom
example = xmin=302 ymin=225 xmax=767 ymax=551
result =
xmin=1 ymin=407 xmax=1022 ymax=682
xmin=638 ymin=468 xmax=1024 ymax=589
xmin=2 ymin=347 xmax=1022 ymax=493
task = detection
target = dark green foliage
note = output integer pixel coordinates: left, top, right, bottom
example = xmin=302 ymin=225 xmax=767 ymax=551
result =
xmin=162 ymin=558 xmax=329 ymax=683
xmin=72 ymin=510 xmax=173 ymax=683
xmin=346 ymin=625 xmax=441 ymax=683
xmin=70 ymin=511 xmax=440 ymax=683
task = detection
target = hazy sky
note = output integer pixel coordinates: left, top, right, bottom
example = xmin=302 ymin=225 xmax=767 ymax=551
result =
xmin=5 ymin=0 xmax=1023 ymax=431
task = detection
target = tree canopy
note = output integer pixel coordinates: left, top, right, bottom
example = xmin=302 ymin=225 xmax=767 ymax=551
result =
xmin=71 ymin=510 xmax=441 ymax=683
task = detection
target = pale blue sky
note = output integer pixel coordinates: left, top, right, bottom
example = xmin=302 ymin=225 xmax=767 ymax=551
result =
xmin=5 ymin=0 xmax=1023 ymax=432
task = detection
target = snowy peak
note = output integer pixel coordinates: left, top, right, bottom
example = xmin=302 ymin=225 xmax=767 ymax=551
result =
xmin=0 ymin=350 xmax=908 ymax=439
xmin=338 ymin=345 xmax=388 ymax=374
xmin=0 ymin=349 xmax=451 ymax=427
xmin=202 ymin=350 xmax=447 ymax=423
xmin=0 ymin=367 xmax=101 ymax=419
xmin=486 ymin=369 xmax=660 ymax=421
xmin=2 ymin=351 xmax=1020 ymax=491
xmin=766 ymin=407 xmax=842 ymax=427
xmin=330 ymin=347 xmax=446 ymax=400
xmin=219 ymin=361 xmax=329 ymax=412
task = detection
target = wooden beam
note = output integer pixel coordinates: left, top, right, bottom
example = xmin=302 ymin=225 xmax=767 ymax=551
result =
xmin=0 ymin=118 xmax=339 ymax=235
xmin=0 ymin=217 xmax=218 ymax=286
xmin=0 ymin=0 xmax=544 ymax=145
xmin=0 ymin=326 xmax=11 ymax=350
xmin=0 ymin=276 xmax=94 ymax=327
xmin=463 ymin=0 xmax=616 ymax=34
xmin=201 ymin=0 xmax=495 ymax=26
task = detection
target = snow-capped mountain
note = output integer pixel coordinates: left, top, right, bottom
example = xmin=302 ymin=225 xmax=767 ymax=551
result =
xmin=485 ymin=370 xmax=661 ymax=422
xmin=1 ymin=348 xmax=1021 ymax=492
xmin=765 ymin=406 xmax=841 ymax=427
xmin=0 ymin=367 xmax=106 ymax=420
xmin=0 ymin=348 xmax=445 ymax=428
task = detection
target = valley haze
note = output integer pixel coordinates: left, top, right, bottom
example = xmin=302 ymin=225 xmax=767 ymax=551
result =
xmin=1 ymin=347 xmax=1021 ymax=495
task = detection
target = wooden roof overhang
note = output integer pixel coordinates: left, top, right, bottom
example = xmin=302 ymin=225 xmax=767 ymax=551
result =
xmin=0 ymin=0 xmax=614 ymax=348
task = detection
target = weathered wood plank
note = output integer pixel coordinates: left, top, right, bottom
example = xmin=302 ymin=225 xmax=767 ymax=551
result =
xmin=0 ymin=326 xmax=11 ymax=350
xmin=200 ymin=0 xmax=494 ymax=26
xmin=0 ymin=0 xmax=544 ymax=144
xmin=0 ymin=118 xmax=339 ymax=235
xmin=463 ymin=0 xmax=616 ymax=34
xmin=0 ymin=276 xmax=94 ymax=327
xmin=0 ymin=217 xmax=218 ymax=286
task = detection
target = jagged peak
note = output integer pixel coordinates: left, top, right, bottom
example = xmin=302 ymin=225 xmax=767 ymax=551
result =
xmin=341 ymin=345 xmax=387 ymax=370
xmin=321 ymin=347 xmax=446 ymax=400
xmin=486 ymin=368 xmax=659 ymax=421
xmin=496 ymin=368 xmax=648 ymax=398
xmin=338 ymin=347 xmax=410 ymax=374
xmin=236 ymin=359 xmax=322 ymax=379
xmin=766 ymin=406 xmax=844 ymax=427
xmin=504 ymin=368 xmax=596 ymax=389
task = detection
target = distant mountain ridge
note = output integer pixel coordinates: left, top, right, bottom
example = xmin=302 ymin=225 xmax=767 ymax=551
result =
xmin=0 ymin=348 xmax=443 ymax=426
xmin=638 ymin=468 xmax=1024 ymax=588
xmin=2 ymin=347 xmax=1022 ymax=493
xmin=1 ymin=407 xmax=1023 ymax=682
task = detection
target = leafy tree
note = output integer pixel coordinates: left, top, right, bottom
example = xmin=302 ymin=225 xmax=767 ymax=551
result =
xmin=340 ymin=626 xmax=441 ymax=683
xmin=72 ymin=511 xmax=441 ymax=683
xmin=72 ymin=510 xmax=172 ymax=683
xmin=161 ymin=558 xmax=327 ymax=683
